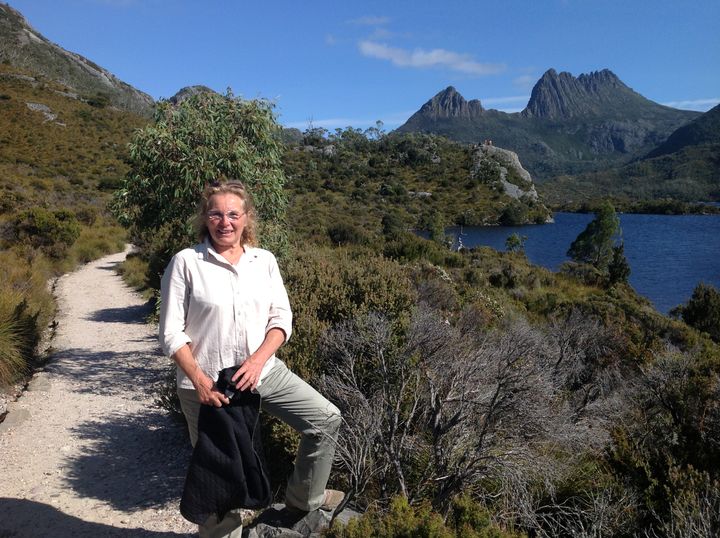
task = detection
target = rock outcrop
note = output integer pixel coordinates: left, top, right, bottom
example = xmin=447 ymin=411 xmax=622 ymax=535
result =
xmin=168 ymin=85 xmax=217 ymax=105
xmin=396 ymin=70 xmax=699 ymax=179
xmin=522 ymin=69 xmax=632 ymax=119
xmin=471 ymin=143 xmax=539 ymax=202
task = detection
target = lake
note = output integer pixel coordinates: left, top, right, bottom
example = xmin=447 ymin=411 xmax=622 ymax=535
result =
xmin=449 ymin=212 xmax=720 ymax=314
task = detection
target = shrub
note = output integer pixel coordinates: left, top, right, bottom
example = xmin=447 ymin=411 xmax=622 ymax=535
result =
xmin=671 ymin=283 xmax=720 ymax=342
xmin=327 ymin=222 xmax=371 ymax=246
xmin=0 ymin=294 xmax=43 ymax=386
xmin=498 ymin=202 xmax=528 ymax=226
xmin=326 ymin=495 xmax=523 ymax=538
xmin=12 ymin=207 xmax=81 ymax=258
xmin=281 ymin=246 xmax=415 ymax=379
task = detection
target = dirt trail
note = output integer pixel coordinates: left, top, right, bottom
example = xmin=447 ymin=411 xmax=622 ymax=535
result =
xmin=0 ymin=248 xmax=196 ymax=537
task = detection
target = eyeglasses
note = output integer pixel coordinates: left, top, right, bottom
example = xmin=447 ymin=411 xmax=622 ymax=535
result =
xmin=206 ymin=211 xmax=245 ymax=222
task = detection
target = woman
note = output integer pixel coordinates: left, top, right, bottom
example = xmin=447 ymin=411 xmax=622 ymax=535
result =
xmin=159 ymin=180 xmax=343 ymax=538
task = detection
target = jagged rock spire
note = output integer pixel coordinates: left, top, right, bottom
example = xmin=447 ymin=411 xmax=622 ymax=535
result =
xmin=417 ymin=86 xmax=484 ymax=119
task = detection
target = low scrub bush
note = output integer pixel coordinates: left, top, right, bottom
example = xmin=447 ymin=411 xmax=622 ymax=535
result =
xmin=12 ymin=207 xmax=81 ymax=259
xmin=326 ymin=495 xmax=524 ymax=538
xmin=282 ymin=245 xmax=415 ymax=379
xmin=116 ymin=251 xmax=151 ymax=295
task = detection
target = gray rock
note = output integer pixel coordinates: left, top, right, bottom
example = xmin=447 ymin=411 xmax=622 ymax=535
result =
xmin=471 ymin=144 xmax=539 ymax=201
xmin=417 ymin=86 xmax=484 ymax=120
xmin=243 ymin=503 xmax=361 ymax=538
xmin=167 ymin=85 xmax=217 ymax=105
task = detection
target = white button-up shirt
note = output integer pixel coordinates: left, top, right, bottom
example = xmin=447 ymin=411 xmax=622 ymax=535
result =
xmin=159 ymin=240 xmax=292 ymax=390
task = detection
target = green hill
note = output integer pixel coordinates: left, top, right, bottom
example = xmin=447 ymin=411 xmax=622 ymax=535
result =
xmin=0 ymin=63 xmax=148 ymax=214
xmin=646 ymin=103 xmax=720 ymax=158
xmin=541 ymin=105 xmax=720 ymax=205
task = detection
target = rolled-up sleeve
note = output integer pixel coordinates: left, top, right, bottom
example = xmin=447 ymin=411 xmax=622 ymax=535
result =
xmin=265 ymin=254 xmax=292 ymax=343
xmin=159 ymin=254 xmax=192 ymax=357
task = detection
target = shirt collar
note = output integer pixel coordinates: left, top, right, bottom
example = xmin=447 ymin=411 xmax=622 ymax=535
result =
xmin=202 ymin=239 xmax=257 ymax=265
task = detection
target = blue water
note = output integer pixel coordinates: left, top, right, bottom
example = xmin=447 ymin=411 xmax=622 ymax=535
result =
xmin=450 ymin=212 xmax=720 ymax=313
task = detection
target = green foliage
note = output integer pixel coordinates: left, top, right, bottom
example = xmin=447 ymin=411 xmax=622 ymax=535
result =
xmin=0 ymin=297 xmax=34 ymax=385
xmin=112 ymin=91 xmax=288 ymax=277
xmin=504 ymin=233 xmax=527 ymax=253
xmin=326 ymin=496 xmax=524 ymax=538
xmin=327 ymin=221 xmax=371 ymax=246
xmin=0 ymin=250 xmax=55 ymax=387
xmin=67 ymin=225 xmax=125 ymax=265
xmin=283 ymin=128 xmax=550 ymax=240
xmin=12 ymin=207 xmax=81 ymax=258
xmin=281 ymin=246 xmax=415 ymax=379
xmin=607 ymin=243 xmax=631 ymax=285
xmin=608 ymin=348 xmax=720 ymax=527
xmin=567 ymin=200 xmax=620 ymax=270
xmin=498 ymin=202 xmax=528 ymax=226
xmin=672 ymin=283 xmax=720 ymax=342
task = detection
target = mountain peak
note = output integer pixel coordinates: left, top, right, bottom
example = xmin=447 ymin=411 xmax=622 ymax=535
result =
xmin=523 ymin=68 xmax=635 ymax=119
xmin=0 ymin=3 xmax=154 ymax=116
xmin=418 ymin=86 xmax=483 ymax=120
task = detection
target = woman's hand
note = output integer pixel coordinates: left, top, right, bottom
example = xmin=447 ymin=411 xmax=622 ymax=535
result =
xmin=232 ymin=328 xmax=286 ymax=392
xmin=172 ymin=344 xmax=229 ymax=407
xmin=194 ymin=372 xmax=230 ymax=407
xmin=232 ymin=356 xmax=264 ymax=392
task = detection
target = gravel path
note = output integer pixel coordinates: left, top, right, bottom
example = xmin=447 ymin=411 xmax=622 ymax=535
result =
xmin=0 ymin=248 xmax=196 ymax=537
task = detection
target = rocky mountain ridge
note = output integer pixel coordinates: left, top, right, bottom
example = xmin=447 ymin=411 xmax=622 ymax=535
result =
xmin=0 ymin=3 xmax=154 ymax=116
xmin=397 ymin=69 xmax=700 ymax=180
xmin=523 ymin=68 xmax=648 ymax=119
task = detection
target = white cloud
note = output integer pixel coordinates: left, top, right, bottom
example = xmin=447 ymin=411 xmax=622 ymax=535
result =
xmin=661 ymin=98 xmax=719 ymax=111
xmin=350 ymin=16 xmax=390 ymax=26
xmin=283 ymin=110 xmax=416 ymax=131
xmin=359 ymin=41 xmax=504 ymax=76
xmin=513 ymin=74 xmax=537 ymax=90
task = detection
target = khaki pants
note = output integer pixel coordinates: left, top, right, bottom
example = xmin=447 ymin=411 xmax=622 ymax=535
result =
xmin=178 ymin=360 xmax=341 ymax=537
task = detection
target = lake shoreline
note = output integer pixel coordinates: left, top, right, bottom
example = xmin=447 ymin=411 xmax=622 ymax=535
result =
xmin=450 ymin=211 xmax=720 ymax=314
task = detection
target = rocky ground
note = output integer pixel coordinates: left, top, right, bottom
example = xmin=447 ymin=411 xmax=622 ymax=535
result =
xmin=0 ymin=248 xmax=357 ymax=538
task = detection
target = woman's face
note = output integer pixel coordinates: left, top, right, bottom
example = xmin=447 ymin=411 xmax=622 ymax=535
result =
xmin=205 ymin=193 xmax=247 ymax=250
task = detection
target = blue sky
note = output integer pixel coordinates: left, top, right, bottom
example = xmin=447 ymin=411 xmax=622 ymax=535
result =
xmin=7 ymin=0 xmax=720 ymax=130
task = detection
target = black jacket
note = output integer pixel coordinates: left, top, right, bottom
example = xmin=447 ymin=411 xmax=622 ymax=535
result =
xmin=180 ymin=367 xmax=272 ymax=524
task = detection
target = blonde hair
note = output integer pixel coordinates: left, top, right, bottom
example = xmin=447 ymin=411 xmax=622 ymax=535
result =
xmin=196 ymin=179 xmax=258 ymax=246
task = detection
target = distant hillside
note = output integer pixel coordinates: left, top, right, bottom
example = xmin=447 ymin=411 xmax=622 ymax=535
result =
xmin=0 ymin=63 xmax=148 ymax=213
xmin=0 ymin=3 xmax=154 ymax=116
xmin=396 ymin=69 xmax=699 ymax=180
xmin=646 ymin=103 xmax=720 ymax=158
xmin=540 ymin=104 xmax=720 ymax=205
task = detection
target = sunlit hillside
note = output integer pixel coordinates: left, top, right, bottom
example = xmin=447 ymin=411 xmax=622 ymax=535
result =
xmin=0 ymin=63 xmax=148 ymax=214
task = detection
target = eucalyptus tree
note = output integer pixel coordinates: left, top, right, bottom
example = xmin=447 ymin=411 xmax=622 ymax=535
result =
xmin=112 ymin=90 xmax=288 ymax=287
xmin=567 ymin=201 xmax=622 ymax=272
